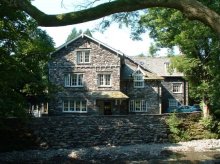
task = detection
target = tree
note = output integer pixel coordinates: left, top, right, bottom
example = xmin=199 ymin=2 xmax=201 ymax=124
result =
xmin=2 ymin=0 xmax=220 ymax=38
xmin=0 ymin=3 xmax=54 ymax=117
xmin=137 ymin=8 xmax=220 ymax=116
xmin=148 ymin=43 xmax=159 ymax=57
xmin=66 ymin=28 xmax=92 ymax=42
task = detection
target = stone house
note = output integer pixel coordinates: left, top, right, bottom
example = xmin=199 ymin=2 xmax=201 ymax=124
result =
xmin=48 ymin=34 xmax=186 ymax=115
xmin=132 ymin=57 xmax=188 ymax=113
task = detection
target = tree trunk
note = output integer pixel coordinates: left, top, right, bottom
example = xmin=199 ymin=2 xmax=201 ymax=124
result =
xmin=202 ymin=98 xmax=210 ymax=118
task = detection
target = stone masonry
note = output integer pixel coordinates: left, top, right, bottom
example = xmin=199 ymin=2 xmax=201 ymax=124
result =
xmin=29 ymin=115 xmax=169 ymax=149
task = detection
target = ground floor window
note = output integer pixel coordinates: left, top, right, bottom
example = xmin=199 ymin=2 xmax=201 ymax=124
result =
xmin=169 ymin=99 xmax=178 ymax=108
xmin=63 ymin=100 xmax=87 ymax=113
xmin=129 ymin=100 xmax=147 ymax=112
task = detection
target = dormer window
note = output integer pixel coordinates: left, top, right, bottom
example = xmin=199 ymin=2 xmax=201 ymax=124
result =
xmin=133 ymin=70 xmax=144 ymax=88
xmin=77 ymin=50 xmax=90 ymax=63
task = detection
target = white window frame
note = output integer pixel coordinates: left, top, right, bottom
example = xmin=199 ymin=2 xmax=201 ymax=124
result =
xmin=97 ymin=74 xmax=111 ymax=87
xmin=63 ymin=100 xmax=87 ymax=113
xmin=77 ymin=50 xmax=90 ymax=64
xmin=133 ymin=70 xmax=144 ymax=88
xmin=172 ymin=82 xmax=182 ymax=93
xmin=64 ymin=73 xmax=84 ymax=87
xmin=169 ymin=99 xmax=178 ymax=108
xmin=129 ymin=100 xmax=147 ymax=112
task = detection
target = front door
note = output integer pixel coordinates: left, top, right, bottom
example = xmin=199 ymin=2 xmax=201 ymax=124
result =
xmin=104 ymin=101 xmax=112 ymax=115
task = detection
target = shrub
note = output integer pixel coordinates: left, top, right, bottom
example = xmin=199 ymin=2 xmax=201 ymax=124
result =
xmin=166 ymin=113 xmax=190 ymax=142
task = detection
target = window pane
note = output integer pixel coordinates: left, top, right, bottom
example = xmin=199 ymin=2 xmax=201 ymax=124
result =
xmin=134 ymin=81 xmax=144 ymax=87
xmin=71 ymin=74 xmax=77 ymax=86
xmin=69 ymin=101 xmax=75 ymax=111
xmin=77 ymin=51 xmax=82 ymax=63
xmin=84 ymin=51 xmax=90 ymax=63
xmin=105 ymin=74 xmax=111 ymax=85
xmin=173 ymin=83 xmax=182 ymax=93
xmin=78 ymin=74 xmax=83 ymax=86
xmin=81 ymin=101 xmax=87 ymax=111
xmin=169 ymin=99 xmax=178 ymax=107
xmin=134 ymin=70 xmax=144 ymax=88
xmin=142 ymin=100 xmax=147 ymax=111
xmin=64 ymin=74 xmax=70 ymax=86
xmin=129 ymin=100 xmax=147 ymax=112
xmin=63 ymin=101 xmax=68 ymax=111
xmin=76 ymin=101 xmax=80 ymax=111
xmin=135 ymin=100 xmax=141 ymax=111
xmin=98 ymin=74 xmax=104 ymax=85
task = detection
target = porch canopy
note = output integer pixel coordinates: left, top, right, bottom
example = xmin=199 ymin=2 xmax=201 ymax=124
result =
xmin=89 ymin=91 xmax=129 ymax=99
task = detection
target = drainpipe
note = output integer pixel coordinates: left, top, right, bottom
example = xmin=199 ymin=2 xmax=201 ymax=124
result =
xmin=158 ymin=81 xmax=162 ymax=114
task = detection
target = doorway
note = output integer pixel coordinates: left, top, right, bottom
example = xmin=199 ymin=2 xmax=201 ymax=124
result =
xmin=104 ymin=101 xmax=112 ymax=115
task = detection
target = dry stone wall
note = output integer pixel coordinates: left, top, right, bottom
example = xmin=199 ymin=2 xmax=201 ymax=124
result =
xmin=29 ymin=115 xmax=169 ymax=149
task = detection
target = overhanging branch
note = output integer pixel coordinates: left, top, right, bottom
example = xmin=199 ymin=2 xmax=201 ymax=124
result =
xmin=1 ymin=0 xmax=220 ymax=36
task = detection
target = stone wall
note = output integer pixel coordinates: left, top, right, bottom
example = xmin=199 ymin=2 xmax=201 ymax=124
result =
xmin=161 ymin=77 xmax=188 ymax=113
xmin=29 ymin=115 xmax=169 ymax=149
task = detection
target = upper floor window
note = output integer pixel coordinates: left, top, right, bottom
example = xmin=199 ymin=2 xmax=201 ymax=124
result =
xmin=133 ymin=70 xmax=144 ymax=88
xmin=63 ymin=100 xmax=87 ymax=113
xmin=77 ymin=50 xmax=90 ymax=63
xmin=172 ymin=83 xmax=182 ymax=93
xmin=64 ymin=73 xmax=83 ymax=87
xmin=97 ymin=74 xmax=111 ymax=87
xmin=129 ymin=100 xmax=147 ymax=112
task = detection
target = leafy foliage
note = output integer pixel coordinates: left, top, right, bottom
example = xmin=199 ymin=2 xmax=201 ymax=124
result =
xmin=166 ymin=113 xmax=182 ymax=135
xmin=135 ymin=8 xmax=220 ymax=115
xmin=0 ymin=3 xmax=54 ymax=118
xmin=166 ymin=113 xmax=219 ymax=142
xmin=148 ymin=43 xmax=159 ymax=57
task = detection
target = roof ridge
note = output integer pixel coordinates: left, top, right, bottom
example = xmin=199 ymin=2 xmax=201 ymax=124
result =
xmin=52 ymin=34 xmax=124 ymax=56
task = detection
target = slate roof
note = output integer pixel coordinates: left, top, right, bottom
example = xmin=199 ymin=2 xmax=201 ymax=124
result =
xmin=131 ymin=56 xmax=184 ymax=77
xmin=121 ymin=62 xmax=164 ymax=80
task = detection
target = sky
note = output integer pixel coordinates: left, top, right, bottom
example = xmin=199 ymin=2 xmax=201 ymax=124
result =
xmin=32 ymin=0 xmax=167 ymax=56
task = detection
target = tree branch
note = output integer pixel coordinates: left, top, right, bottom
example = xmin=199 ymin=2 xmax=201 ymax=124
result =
xmin=2 ymin=0 xmax=220 ymax=36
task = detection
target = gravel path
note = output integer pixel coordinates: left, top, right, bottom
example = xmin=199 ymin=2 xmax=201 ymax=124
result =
xmin=0 ymin=139 xmax=220 ymax=163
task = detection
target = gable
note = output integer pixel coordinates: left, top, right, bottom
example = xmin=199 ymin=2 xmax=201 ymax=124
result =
xmin=121 ymin=57 xmax=163 ymax=80
xmin=51 ymin=34 xmax=123 ymax=59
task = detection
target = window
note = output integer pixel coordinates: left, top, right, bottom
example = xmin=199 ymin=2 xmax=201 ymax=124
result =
xmin=77 ymin=50 xmax=90 ymax=63
xmin=97 ymin=74 xmax=111 ymax=87
xmin=64 ymin=73 xmax=83 ymax=87
xmin=169 ymin=99 xmax=178 ymax=108
xmin=129 ymin=100 xmax=147 ymax=112
xmin=63 ymin=100 xmax=87 ymax=113
xmin=133 ymin=70 xmax=144 ymax=88
xmin=172 ymin=83 xmax=182 ymax=93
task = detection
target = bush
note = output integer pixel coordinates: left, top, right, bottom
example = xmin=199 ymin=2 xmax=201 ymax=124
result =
xmin=166 ymin=113 xmax=190 ymax=142
xmin=199 ymin=116 xmax=215 ymax=131
xmin=166 ymin=113 xmax=182 ymax=135
xmin=200 ymin=115 xmax=220 ymax=138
